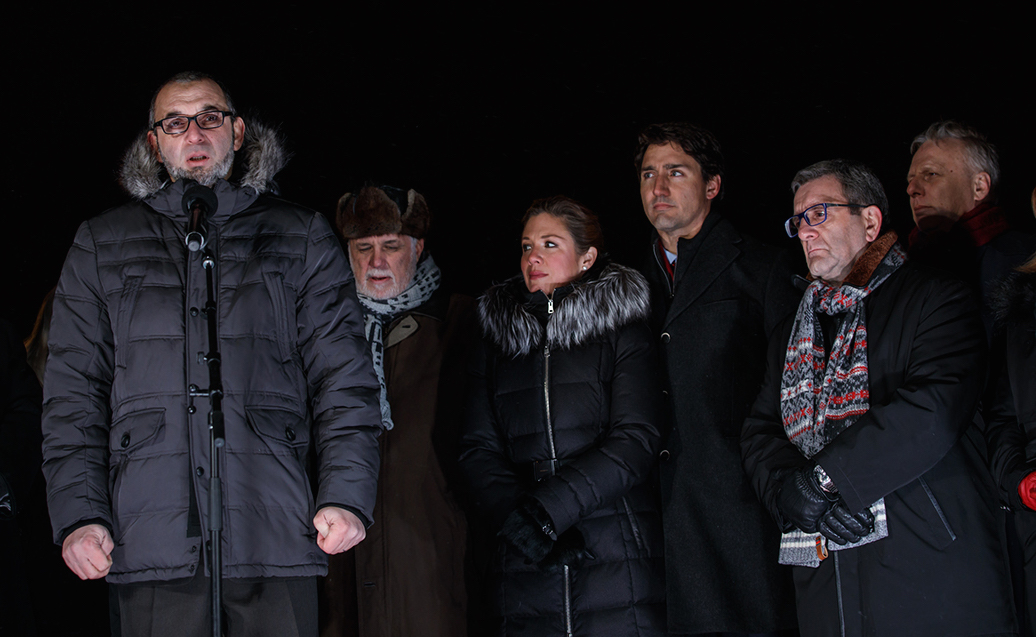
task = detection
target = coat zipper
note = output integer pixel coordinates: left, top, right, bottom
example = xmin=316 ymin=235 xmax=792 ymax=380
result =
xmin=543 ymin=294 xmax=558 ymax=461
xmin=621 ymin=496 xmax=646 ymax=552
xmin=543 ymin=344 xmax=558 ymax=460
xmin=563 ymin=564 xmax=573 ymax=636
xmin=544 ymin=294 xmax=570 ymax=633
xmin=834 ymin=551 xmax=845 ymax=637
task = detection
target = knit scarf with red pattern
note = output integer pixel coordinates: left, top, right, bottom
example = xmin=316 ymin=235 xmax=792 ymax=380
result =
xmin=781 ymin=232 xmax=905 ymax=457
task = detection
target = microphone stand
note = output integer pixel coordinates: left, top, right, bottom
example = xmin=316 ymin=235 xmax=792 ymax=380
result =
xmin=183 ymin=183 xmax=224 ymax=637
xmin=200 ymin=250 xmax=225 ymax=637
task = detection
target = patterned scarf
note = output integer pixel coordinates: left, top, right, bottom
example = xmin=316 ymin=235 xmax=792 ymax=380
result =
xmin=356 ymin=254 xmax=441 ymax=430
xmin=778 ymin=233 xmax=904 ymax=567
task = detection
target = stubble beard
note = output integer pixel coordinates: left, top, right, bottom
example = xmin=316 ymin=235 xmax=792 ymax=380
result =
xmin=165 ymin=148 xmax=236 ymax=188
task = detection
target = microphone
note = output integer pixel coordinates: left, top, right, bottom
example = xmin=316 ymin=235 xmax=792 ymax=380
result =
xmin=182 ymin=182 xmax=218 ymax=252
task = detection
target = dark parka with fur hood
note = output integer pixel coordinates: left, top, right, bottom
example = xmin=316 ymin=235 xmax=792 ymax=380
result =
xmin=42 ymin=121 xmax=382 ymax=584
xmin=460 ymin=262 xmax=667 ymax=636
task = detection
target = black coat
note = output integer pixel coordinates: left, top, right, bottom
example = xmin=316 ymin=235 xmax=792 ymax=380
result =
xmin=742 ymin=259 xmax=1016 ymax=637
xmin=460 ymin=263 xmax=666 ymax=637
xmin=987 ymin=270 xmax=1036 ymax=636
xmin=641 ymin=214 xmax=800 ymax=634
xmin=987 ymin=271 xmax=1036 ymax=509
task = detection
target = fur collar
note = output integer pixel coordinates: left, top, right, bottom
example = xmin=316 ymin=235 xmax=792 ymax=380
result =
xmin=991 ymin=270 xmax=1036 ymax=327
xmin=478 ymin=262 xmax=651 ymax=357
xmin=117 ymin=119 xmax=289 ymax=200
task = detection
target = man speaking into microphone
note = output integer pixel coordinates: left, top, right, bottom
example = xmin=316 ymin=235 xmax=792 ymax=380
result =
xmin=42 ymin=72 xmax=382 ymax=637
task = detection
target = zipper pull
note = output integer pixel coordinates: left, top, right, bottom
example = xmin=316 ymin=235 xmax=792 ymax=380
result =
xmin=547 ymin=296 xmax=554 ymax=314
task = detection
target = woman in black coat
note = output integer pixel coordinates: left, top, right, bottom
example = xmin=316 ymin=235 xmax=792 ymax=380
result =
xmin=986 ymin=190 xmax=1036 ymax=636
xmin=460 ymin=196 xmax=666 ymax=636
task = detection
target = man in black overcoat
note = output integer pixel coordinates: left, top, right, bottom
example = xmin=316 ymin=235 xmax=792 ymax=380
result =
xmin=635 ymin=123 xmax=799 ymax=636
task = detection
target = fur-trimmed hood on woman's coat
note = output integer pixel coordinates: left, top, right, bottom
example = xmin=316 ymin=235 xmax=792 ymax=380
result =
xmin=991 ymin=270 xmax=1036 ymax=328
xmin=478 ymin=262 xmax=651 ymax=358
xmin=117 ymin=118 xmax=289 ymax=200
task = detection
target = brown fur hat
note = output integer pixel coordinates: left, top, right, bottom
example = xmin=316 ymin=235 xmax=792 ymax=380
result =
xmin=336 ymin=185 xmax=431 ymax=240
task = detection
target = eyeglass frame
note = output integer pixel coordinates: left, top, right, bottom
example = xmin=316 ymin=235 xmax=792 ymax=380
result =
xmin=152 ymin=110 xmax=235 ymax=136
xmin=784 ymin=202 xmax=871 ymax=238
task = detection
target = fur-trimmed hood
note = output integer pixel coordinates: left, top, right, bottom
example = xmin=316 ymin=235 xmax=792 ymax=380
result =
xmin=118 ymin=118 xmax=288 ymax=200
xmin=478 ymin=262 xmax=651 ymax=357
xmin=991 ymin=270 xmax=1036 ymax=327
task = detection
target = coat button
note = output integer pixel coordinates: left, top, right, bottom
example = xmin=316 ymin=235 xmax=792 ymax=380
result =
xmin=188 ymin=405 xmax=196 ymax=414
xmin=196 ymin=466 xmax=204 ymax=476
xmin=190 ymin=307 xmax=199 ymax=317
xmin=190 ymin=545 xmax=198 ymax=554
xmin=121 ymin=434 xmax=130 ymax=448
xmin=659 ymin=449 xmax=670 ymax=461
xmin=188 ymin=564 xmax=195 ymax=573
xmin=285 ymin=427 xmax=296 ymax=441
xmin=660 ymin=332 xmax=671 ymax=344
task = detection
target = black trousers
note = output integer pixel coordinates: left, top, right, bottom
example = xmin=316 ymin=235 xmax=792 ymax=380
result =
xmin=114 ymin=570 xmax=317 ymax=637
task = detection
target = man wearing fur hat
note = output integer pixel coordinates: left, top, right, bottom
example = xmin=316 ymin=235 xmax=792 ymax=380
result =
xmin=320 ymin=185 xmax=476 ymax=637
xmin=741 ymin=159 xmax=1015 ymax=636
xmin=42 ymin=72 xmax=382 ymax=636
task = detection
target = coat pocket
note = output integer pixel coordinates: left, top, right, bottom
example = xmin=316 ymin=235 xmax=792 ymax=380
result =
xmin=114 ymin=275 xmax=144 ymax=370
xmin=261 ymin=270 xmax=296 ymax=364
xmin=245 ymin=407 xmax=314 ymax=513
xmin=622 ymin=496 xmax=647 ymax=553
xmin=245 ymin=406 xmax=310 ymax=450
xmin=893 ymin=476 xmax=956 ymax=550
xmin=108 ymin=408 xmax=166 ymax=543
xmin=109 ymin=408 xmax=166 ymax=455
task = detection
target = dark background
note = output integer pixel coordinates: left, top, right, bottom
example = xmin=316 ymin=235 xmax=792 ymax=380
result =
xmin=5 ymin=10 xmax=1033 ymax=337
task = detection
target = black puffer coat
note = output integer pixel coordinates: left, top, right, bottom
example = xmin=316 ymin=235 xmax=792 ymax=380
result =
xmin=42 ymin=123 xmax=382 ymax=584
xmin=460 ymin=262 xmax=666 ymax=636
xmin=986 ymin=270 xmax=1036 ymax=637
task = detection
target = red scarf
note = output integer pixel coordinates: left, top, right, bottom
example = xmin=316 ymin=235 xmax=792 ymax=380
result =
xmin=909 ymin=202 xmax=1009 ymax=249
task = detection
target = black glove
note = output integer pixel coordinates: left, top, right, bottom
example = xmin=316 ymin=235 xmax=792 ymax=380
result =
xmin=499 ymin=498 xmax=556 ymax=563
xmin=538 ymin=527 xmax=595 ymax=572
xmin=819 ymin=501 xmax=875 ymax=545
xmin=777 ymin=465 xmax=838 ymax=533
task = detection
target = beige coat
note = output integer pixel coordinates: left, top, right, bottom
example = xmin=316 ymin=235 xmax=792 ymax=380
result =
xmin=322 ymin=290 xmax=476 ymax=637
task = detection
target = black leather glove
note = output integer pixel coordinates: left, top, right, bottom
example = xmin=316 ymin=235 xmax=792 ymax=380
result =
xmin=538 ymin=527 xmax=595 ymax=573
xmin=499 ymin=498 xmax=556 ymax=563
xmin=777 ymin=465 xmax=839 ymax=533
xmin=819 ymin=501 xmax=875 ymax=545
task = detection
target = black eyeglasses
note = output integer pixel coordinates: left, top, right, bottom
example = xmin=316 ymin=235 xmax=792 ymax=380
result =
xmin=785 ymin=203 xmax=869 ymax=238
xmin=153 ymin=110 xmax=234 ymax=136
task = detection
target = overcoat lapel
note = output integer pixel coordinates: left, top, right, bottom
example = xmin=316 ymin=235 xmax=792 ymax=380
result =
xmin=663 ymin=218 xmax=742 ymax=329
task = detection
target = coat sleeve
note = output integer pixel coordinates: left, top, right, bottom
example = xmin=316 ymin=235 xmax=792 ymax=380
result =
xmin=458 ymin=339 xmax=523 ymax=530
xmin=532 ymin=321 xmax=664 ymax=534
xmin=41 ymin=220 xmax=117 ymax=543
xmin=762 ymin=246 xmax=804 ymax=340
xmin=984 ymin=325 xmax=1036 ymax=510
xmin=810 ymin=278 xmax=987 ymax=514
xmin=297 ymin=212 xmax=382 ymax=525
xmin=741 ymin=318 xmax=805 ymax=526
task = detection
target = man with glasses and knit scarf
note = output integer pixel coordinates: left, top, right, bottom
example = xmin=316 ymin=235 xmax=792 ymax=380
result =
xmin=741 ymin=159 xmax=1016 ymax=637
